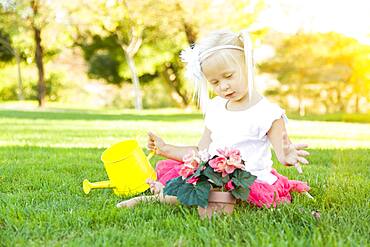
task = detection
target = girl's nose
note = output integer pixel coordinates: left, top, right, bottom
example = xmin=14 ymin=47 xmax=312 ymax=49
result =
xmin=220 ymin=81 xmax=230 ymax=91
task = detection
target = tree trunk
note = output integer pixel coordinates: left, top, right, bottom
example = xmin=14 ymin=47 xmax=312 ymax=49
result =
xmin=297 ymin=84 xmax=305 ymax=116
xmin=176 ymin=2 xmax=198 ymax=45
xmin=31 ymin=0 xmax=46 ymax=107
xmin=124 ymin=51 xmax=142 ymax=110
xmin=322 ymin=100 xmax=328 ymax=114
xmin=183 ymin=22 xmax=197 ymax=44
xmin=34 ymin=27 xmax=46 ymax=107
xmin=162 ymin=63 xmax=189 ymax=106
xmin=355 ymin=94 xmax=360 ymax=113
xmin=15 ymin=51 xmax=24 ymax=100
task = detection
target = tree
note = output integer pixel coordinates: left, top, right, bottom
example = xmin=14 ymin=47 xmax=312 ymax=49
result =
xmin=259 ymin=32 xmax=370 ymax=114
xmin=30 ymin=0 xmax=46 ymax=107
xmin=0 ymin=0 xmax=56 ymax=107
xmin=65 ymin=0 xmax=266 ymax=109
xmin=66 ymin=0 xmax=182 ymax=110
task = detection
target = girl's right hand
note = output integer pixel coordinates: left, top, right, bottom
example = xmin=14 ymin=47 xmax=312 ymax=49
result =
xmin=147 ymin=132 xmax=166 ymax=154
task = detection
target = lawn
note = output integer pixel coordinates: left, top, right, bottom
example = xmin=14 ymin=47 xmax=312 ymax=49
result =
xmin=0 ymin=107 xmax=369 ymax=246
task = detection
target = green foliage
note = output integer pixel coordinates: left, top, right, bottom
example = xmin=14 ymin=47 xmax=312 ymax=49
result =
xmin=177 ymin=181 xmax=211 ymax=208
xmin=231 ymin=169 xmax=256 ymax=188
xmin=88 ymin=53 xmax=123 ymax=84
xmin=231 ymin=186 xmax=250 ymax=201
xmin=164 ymin=176 xmax=211 ymax=208
xmin=80 ymin=35 xmax=124 ymax=84
xmin=141 ymin=79 xmax=182 ymax=108
xmin=193 ymin=161 xmax=207 ymax=177
xmin=0 ymin=30 xmax=14 ymax=62
xmin=163 ymin=177 xmax=185 ymax=196
xmin=259 ymin=32 xmax=370 ymax=114
xmin=44 ymin=72 xmax=65 ymax=101
xmin=203 ymin=166 xmax=223 ymax=186
xmin=0 ymin=71 xmax=65 ymax=101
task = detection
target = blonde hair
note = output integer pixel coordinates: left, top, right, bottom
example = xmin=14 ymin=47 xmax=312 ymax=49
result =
xmin=198 ymin=30 xmax=244 ymax=54
xmin=181 ymin=29 xmax=254 ymax=112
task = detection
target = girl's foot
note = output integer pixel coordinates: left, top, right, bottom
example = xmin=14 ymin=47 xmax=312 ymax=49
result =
xmin=116 ymin=197 xmax=141 ymax=208
xmin=304 ymin=191 xmax=314 ymax=200
xmin=146 ymin=178 xmax=164 ymax=195
xmin=116 ymin=179 xmax=165 ymax=208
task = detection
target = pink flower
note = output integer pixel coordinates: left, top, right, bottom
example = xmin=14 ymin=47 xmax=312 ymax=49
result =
xmin=216 ymin=147 xmax=240 ymax=159
xmin=223 ymin=160 xmax=244 ymax=176
xmin=209 ymin=156 xmax=227 ymax=173
xmin=178 ymin=160 xmax=198 ymax=179
xmin=228 ymin=148 xmax=240 ymax=156
xmin=226 ymin=158 xmax=244 ymax=169
xmin=229 ymin=152 xmax=242 ymax=164
xmin=186 ymin=177 xmax=200 ymax=185
xmin=225 ymin=180 xmax=235 ymax=191
xmin=216 ymin=147 xmax=229 ymax=158
xmin=224 ymin=164 xmax=237 ymax=175
xmin=178 ymin=165 xmax=195 ymax=179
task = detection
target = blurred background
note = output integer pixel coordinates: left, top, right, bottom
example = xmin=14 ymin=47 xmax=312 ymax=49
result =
xmin=0 ymin=0 xmax=369 ymax=118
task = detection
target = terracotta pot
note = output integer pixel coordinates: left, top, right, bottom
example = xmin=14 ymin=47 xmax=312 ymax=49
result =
xmin=198 ymin=190 xmax=236 ymax=219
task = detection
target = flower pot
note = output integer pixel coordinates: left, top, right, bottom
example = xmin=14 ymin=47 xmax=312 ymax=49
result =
xmin=198 ymin=190 xmax=236 ymax=219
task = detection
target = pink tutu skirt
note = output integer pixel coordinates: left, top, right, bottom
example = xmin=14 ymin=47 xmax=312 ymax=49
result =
xmin=156 ymin=159 xmax=310 ymax=208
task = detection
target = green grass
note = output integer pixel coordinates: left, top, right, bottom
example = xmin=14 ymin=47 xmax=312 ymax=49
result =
xmin=0 ymin=107 xmax=369 ymax=246
xmin=288 ymin=112 xmax=370 ymax=123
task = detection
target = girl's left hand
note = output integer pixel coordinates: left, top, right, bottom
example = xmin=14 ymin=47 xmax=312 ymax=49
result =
xmin=282 ymin=132 xmax=309 ymax=173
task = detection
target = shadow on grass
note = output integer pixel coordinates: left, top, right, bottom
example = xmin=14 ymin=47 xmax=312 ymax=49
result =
xmin=0 ymin=109 xmax=202 ymax=122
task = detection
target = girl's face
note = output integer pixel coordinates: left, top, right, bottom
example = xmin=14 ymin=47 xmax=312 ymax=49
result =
xmin=201 ymin=50 xmax=248 ymax=103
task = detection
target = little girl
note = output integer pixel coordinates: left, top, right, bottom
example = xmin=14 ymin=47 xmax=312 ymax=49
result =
xmin=117 ymin=29 xmax=310 ymax=208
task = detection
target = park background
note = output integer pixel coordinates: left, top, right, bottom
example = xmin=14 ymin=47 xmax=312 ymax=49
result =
xmin=1 ymin=0 xmax=369 ymax=246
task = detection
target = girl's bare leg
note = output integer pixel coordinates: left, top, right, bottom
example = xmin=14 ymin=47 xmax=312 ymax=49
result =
xmin=116 ymin=194 xmax=178 ymax=208
xmin=303 ymin=191 xmax=314 ymax=199
xmin=146 ymin=178 xmax=164 ymax=195
xmin=116 ymin=178 xmax=178 ymax=208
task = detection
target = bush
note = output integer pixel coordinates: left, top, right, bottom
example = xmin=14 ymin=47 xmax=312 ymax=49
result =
xmin=0 ymin=70 xmax=65 ymax=101
xmin=33 ymin=72 xmax=65 ymax=101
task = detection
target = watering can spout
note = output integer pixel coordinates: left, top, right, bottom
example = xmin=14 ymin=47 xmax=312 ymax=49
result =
xmin=82 ymin=140 xmax=157 ymax=197
xmin=83 ymin=179 xmax=114 ymax=194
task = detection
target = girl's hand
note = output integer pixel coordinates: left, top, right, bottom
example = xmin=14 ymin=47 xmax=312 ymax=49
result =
xmin=147 ymin=132 xmax=166 ymax=154
xmin=282 ymin=132 xmax=309 ymax=173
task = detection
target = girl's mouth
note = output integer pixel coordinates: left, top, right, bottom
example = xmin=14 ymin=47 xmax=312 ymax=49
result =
xmin=225 ymin=92 xmax=235 ymax=98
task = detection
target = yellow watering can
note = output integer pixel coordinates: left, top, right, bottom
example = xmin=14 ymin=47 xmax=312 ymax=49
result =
xmin=82 ymin=139 xmax=157 ymax=196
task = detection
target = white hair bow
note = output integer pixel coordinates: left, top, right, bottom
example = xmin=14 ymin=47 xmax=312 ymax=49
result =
xmin=180 ymin=45 xmax=209 ymax=112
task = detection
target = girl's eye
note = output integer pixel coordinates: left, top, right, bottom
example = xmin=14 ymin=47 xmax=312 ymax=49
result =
xmin=210 ymin=81 xmax=219 ymax=85
xmin=224 ymin=73 xmax=233 ymax=78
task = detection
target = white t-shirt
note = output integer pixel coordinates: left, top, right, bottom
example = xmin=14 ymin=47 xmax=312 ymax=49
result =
xmin=204 ymin=96 xmax=288 ymax=185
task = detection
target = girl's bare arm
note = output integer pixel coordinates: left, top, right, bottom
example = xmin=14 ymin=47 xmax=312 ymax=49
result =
xmin=267 ymin=118 xmax=309 ymax=166
xmin=148 ymin=127 xmax=211 ymax=161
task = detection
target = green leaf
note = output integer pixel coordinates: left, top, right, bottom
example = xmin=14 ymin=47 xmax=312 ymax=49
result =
xmin=203 ymin=166 xmax=223 ymax=186
xmin=231 ymin=186 xmax=250 ymax=201
xmin=177 ymin=181 xmax=211 ymax=208
xmin=163 ymin=177 xmax=185 ymax=196
xmin=193 ymin=161 xmax=206 ymax=177
xmin=232 ymin=170 xmax=257 ymax=188
xmin=222 ymin=174 xmax=230 ymax=184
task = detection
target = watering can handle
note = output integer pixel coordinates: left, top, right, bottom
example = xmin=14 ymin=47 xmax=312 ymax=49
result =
xmin=146 ymin=150 xmax=156 ymax=161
